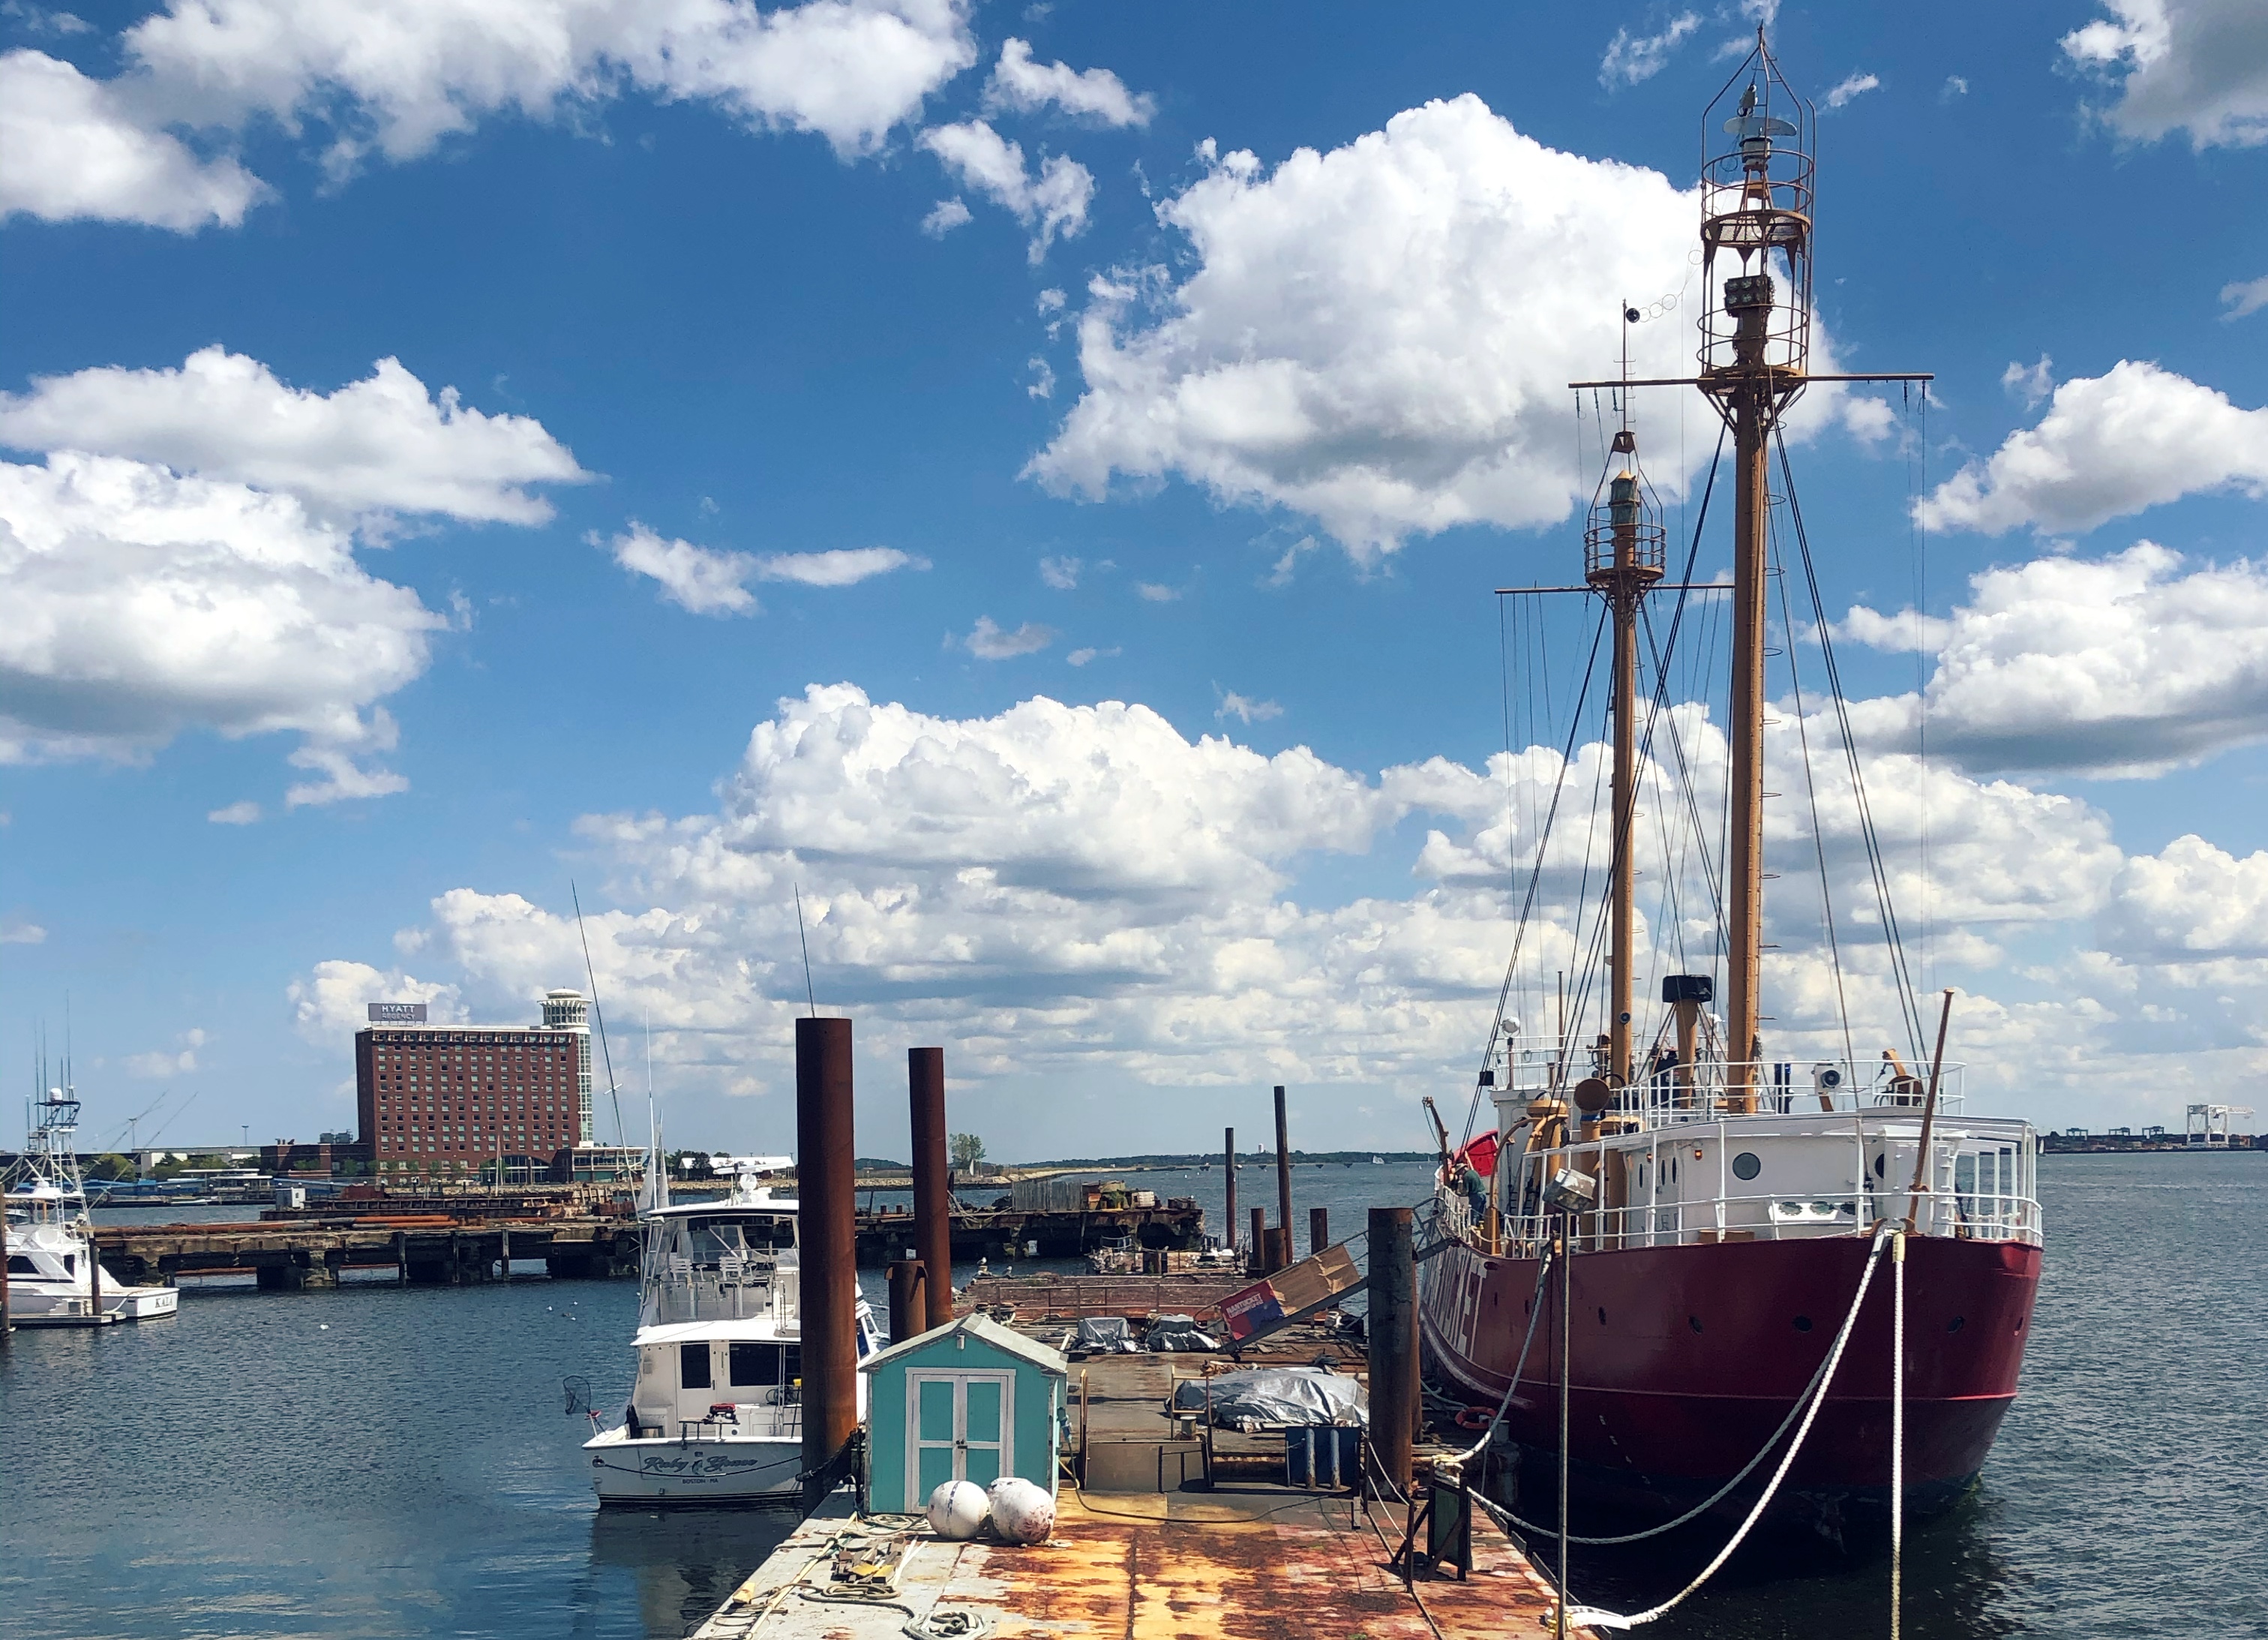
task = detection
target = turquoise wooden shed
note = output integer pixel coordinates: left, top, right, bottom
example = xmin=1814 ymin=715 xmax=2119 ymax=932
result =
xmin=860 ymin=1312 xmax=1067 ymax=1512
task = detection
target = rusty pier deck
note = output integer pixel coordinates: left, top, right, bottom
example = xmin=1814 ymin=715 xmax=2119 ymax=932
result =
xmin=692 ymin=1300 xmax=1586 ymax=1640
xmin=692 ymin=1484 xmax=1579 ymax=1640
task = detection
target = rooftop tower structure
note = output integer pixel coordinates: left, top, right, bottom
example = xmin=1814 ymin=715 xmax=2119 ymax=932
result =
xmin=542 ymin=989 xmax=596 ymax=1143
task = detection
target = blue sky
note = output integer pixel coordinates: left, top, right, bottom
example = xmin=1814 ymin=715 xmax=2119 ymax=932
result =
xmin=4 ymin=0 xmax=2267 ymax=1160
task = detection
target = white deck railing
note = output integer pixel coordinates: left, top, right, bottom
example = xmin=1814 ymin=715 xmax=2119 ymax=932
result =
xmin=1487 ymin=1039 xmax=1966 ymax=1130
xmin=1447 ymin=1107 xmax=2042 ymax=1254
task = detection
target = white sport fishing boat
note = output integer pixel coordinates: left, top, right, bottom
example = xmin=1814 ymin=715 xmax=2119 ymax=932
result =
xmin=581 ymin=1158 xmax=880 ymax=1503
xmin=5 ymin=1083 xmax=179 ymax=1326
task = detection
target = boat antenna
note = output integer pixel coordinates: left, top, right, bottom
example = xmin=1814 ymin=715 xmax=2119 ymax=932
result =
xmin=794 ymin=885 xmax=818 ymax=1017
xmin=570 ymin=880 xmax=628 ymax=1146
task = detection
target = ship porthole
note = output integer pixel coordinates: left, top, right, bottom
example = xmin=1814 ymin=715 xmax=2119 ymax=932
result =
xmin=1792 ymin=1315 xmax=1811 ymax=1332
xmin=1946 ymin=1315 xmax=1966 ymax=1333
xmin=1597 ymin=1307 xmax=1607 ymax=1326
xmin=1688 ymin=1315 xmax=1703 ymax=1334
xmin=1731 ymin=1151 xmax=1761 ymax=1181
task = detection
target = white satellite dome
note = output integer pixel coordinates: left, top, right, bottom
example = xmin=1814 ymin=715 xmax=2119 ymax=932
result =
xmin=986 ymin=1476 xmax=1054 ymax=1545
xmin=926 ymin=1480 xmax=990 ymax=1541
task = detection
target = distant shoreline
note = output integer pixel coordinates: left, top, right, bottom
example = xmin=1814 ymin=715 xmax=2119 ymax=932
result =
xmin=814 ymin=1150 xmax=1433 ymax=1187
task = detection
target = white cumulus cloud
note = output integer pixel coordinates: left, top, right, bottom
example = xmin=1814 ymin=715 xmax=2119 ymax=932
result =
xmin=125 ymin=0 xmax=978 ymax=165
xmin=8 ymin=0 xmax=976 ymax=230
xmin=296 ymin=679 xmax=2228 ymax=1128
xmin=208 ymin=799 xmax=262 ymax=825
xmin=1916 ymin=360 xmax=2268 ymax=536
xmin=1024 ymin=98 xmax=1707 ymax=557
xmin=2062 ymin=0 xmax=2268 ymax=149
xmin=1842 ymin=542 xmax=2268 ymax=776
xmin=289 ymin=959 xmax=460 ymax=1042
xmin=919 ymin=119 xmax=1094 ymax=261
xmin=985 ymin=37 xmax=1151 ymax=126
xmin=0 ymin=453 xmax=442 ymax=778
xmin=0 ymin=50 xmax=261 ymax=230
xmin=0 ymin=346 xmax=590 ymax=528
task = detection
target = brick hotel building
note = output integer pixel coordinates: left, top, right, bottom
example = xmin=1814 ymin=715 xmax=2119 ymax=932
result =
xmin=356 ymin=992 xmax=592 ymax=1184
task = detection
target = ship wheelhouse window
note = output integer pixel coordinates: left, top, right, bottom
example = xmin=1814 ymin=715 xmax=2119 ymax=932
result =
xmin=680 ymin=1342 xmax=712 ymax=1390
xmin=6 ymin=1254 xmax=34 ymax=1275
xmin=729 ymin=1341 xmax=800 ymax=1386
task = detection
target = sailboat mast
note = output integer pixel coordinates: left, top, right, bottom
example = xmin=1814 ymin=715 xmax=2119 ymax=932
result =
xmin=1698 ymin=35 xmax=1816 ymax=1113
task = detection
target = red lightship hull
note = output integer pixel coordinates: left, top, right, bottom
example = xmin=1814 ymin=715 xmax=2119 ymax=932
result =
xmin=1419 ymin=1233 xmax=2041 ymax=1538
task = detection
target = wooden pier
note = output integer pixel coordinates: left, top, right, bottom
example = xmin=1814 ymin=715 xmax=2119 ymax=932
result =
xmin=93 ymin=1216 xmax=641 ymax=1289
xmin=91 ymin=1203 xmax=1212 ymax=1293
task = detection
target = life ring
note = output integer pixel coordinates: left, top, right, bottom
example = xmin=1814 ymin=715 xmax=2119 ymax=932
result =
xmin=1455 ymin=1406 xmax=1495 ymax=1431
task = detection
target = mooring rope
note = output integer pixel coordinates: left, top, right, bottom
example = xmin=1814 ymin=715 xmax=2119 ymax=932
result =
xmin=1456 ymin=1224 xmax=1892 ymax=1627
xmin=1555 ymin=1224 xmax=1895 ymax=1629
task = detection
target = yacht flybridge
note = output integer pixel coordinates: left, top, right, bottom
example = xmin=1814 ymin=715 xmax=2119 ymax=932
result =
xmin=582 ymin=1162 xmax=879 ymax=1504
xmin=5 ymin=1083 xmax=179 ymax=1326
xmin=1418 ymin=35 xmax=2042 ymax=1537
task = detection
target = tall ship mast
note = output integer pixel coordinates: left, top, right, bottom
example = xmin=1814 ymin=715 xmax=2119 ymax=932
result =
xmin=1418 ymin=34 xmax=2042 ymax=1545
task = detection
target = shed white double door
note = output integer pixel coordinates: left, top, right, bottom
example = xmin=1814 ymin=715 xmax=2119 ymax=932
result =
xmin=904 ymin=1369 xmax=1015 ymax=1510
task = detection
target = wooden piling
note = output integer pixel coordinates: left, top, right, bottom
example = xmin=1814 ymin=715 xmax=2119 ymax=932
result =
xmin=1223 ymin=1126 xmax=1238 ymax=1258
xmin=1273 ymin=1084 xmax=1294 ymax=1268
xmin=1249 ymin=1206 xmax=1267 ymax=1274
xmin=886 ymin=1259 xmax=926 ymax=1343
xmin=1367 ymin=1206 xmax=1416 ymax=1497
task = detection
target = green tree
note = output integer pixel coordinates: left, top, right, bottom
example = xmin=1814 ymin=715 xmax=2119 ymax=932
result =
xmin=949 ymin=1132 xmax=986 ymax=1173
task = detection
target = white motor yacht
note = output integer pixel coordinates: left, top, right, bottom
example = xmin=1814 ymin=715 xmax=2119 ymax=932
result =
xmin=583 ymin=1163 xmax=878 ymax=1503
xmin=5 ymin=1086 xmax=179 ymax=1326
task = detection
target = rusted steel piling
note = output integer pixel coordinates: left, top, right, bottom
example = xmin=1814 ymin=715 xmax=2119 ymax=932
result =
xmin=795 ymin=1017 xmax=859 ymax=1476
xmin=908 ymin=1047 xmax=955 ymax=1329
xmin=1310 ymin=1206 xmax=1329 ymax=1257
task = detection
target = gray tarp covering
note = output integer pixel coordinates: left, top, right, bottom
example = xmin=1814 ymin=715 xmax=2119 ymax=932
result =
xmin=1072 ymin=1317 xmax=1139 ymax=1353
xmin=1142 ymin=1314 xmax=1219 ymax=1353
xmin=1172 ymin=1366 xmax=1368 ymax=1430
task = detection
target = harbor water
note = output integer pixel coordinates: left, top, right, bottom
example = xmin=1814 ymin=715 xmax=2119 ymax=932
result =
xmin=2 ymin=1153 xmax=2260 ymax=1637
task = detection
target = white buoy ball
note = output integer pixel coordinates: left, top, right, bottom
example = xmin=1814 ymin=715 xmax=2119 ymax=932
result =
xmin=927 ymin=1480 xmax=991 ymax=1540
xmin=986 ymin=1476 xmax=1054 ymax=1545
